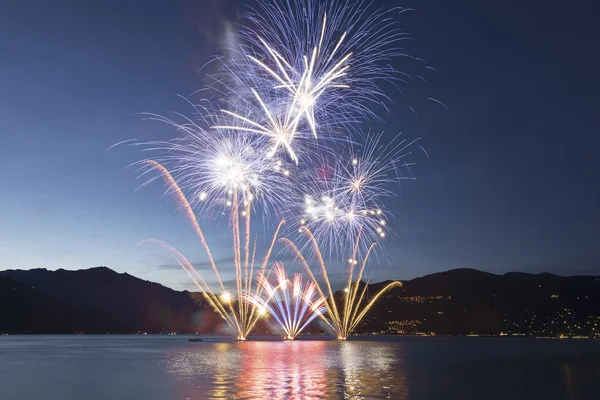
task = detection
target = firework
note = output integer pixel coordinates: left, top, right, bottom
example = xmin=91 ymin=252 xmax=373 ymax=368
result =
xmin=288 ymin=131 xmax=419 ymax=258
xmin=238 ymin=0 xmax=413 ymax=136
xmin=281 ymin=227 xmax=402 ymax=339
xmin=207 ymin=0 xmax=415 ymax=167
xmin=142 ymin=161 xmax=284 ymax=340
xmin=245 ymin=262 xmax=326 ymax=339
xmin=134 ymin=108 xmax=294 ymax=218
xmin=128 ymin=0 xmax=423 ymax=340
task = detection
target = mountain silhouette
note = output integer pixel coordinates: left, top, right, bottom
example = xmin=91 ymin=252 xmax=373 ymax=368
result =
xmin=2 ymin=267 xmax=599 ymax=336
xmin=1 ymin=267 xmax=210 ymax=334
xmin=358 ymin=268 xmax=600 ymax=335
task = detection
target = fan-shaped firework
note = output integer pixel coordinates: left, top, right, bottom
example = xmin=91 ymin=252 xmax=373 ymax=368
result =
xmin=246 ymin=262 xmax=327 ymax=339
xmin=281 ymin=227 xmax=402 ymax=339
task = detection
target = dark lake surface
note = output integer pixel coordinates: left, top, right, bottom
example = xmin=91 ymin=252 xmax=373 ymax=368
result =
xmin=1 ymin=335 xmax=599 ymax=399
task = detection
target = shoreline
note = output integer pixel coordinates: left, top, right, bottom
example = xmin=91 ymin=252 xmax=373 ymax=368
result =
xmin=2 ymin=333 xmax=598 ymax=340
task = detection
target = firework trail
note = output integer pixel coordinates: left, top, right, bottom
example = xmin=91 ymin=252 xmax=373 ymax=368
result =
xmin=280 ymin=226 xmax=402 ymax=339
xmin=245 ymin=262 xmax=326 ymax=339
xmin=141 ymin=161 xmax=284 ymax=340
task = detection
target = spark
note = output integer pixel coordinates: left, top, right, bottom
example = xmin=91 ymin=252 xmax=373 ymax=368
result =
xmin=257 ymin=305 xmax=268 ymax=316
xmin=220 ymin=292 xmax=232 ymax=304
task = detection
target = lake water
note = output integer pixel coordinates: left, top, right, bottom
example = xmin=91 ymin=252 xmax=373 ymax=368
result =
xmin=1 ymin=336 xmax=599 ymax=399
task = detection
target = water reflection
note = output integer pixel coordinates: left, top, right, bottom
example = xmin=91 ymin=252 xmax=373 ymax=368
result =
xmin=338 ymin=341 xmax=408 ymax=399
xmin=3 ymin=336 xmax=600 ymax=399
xmin=235 ymin=341 xmax=328 ymax=399
xmin=562 ymin=363 xmax=576 ymax=400
xmin=165 ymin=340 xmax=408 ymax=399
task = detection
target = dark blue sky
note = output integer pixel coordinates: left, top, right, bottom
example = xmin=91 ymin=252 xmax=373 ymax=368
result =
xmin=1 ymin=0 xmax=598 ymax=290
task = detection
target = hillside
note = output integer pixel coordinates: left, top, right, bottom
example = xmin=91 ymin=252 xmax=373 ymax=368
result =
xmin=2 ymin=267 xmax=599 ymax=336
xmin=1 ymin=267 xmax=209 ymax=334
xmin=358 ymin=269 xmax=600 ymax=336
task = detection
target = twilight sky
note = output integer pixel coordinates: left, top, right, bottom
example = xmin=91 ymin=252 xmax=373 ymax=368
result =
xmin=1 ymin=0 xmax=598 ymax=291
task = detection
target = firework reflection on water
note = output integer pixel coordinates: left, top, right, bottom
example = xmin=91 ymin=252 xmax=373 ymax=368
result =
xmin=165 ymin=340 xmax=406 ymax=400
